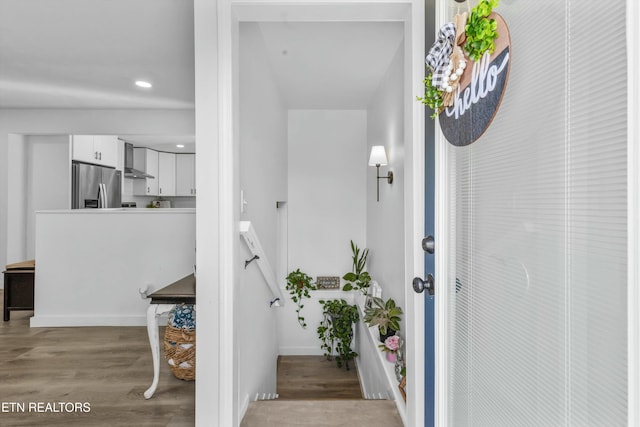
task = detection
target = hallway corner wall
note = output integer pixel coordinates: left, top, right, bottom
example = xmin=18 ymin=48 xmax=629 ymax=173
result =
xmin=237 ymin=22 xmax=288 ymax=414
xmin=366 ymin=40 xmax=406 ymax=333
xmin=281 ymin=109 xmax=367 ymax=354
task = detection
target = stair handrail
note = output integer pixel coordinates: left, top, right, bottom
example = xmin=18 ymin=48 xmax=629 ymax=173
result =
xmin=239 ymin=221 xmax=285 ymax=307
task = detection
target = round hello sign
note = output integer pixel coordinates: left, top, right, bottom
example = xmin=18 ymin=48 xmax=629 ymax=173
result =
xmin=439 ymin=13 xmax=511 ymax=147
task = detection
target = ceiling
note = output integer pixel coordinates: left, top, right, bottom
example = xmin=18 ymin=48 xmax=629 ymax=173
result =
xmin=0 ymin=0 xmax=195 ymax=110
xmin=118 ymin=134 xmax=196 ymax=153
xmin=0 ymin=0 xmax=404 ymax=150
xmin=253 ymin=21 xmax=404 ymax=109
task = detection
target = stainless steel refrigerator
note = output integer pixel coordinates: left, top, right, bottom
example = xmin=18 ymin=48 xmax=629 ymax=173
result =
xmin=72 ymin=161 xmax=122 ymax=209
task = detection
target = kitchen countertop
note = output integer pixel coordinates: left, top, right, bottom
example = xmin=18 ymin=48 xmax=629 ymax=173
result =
xmin=36 ymin=208 xmax=195 ymax=214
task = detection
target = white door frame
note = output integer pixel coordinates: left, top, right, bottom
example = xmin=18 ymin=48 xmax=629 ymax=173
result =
xmin=627 ymin=1 xmax=640 ymax=426
xmin=433 ymin=1 xmax=640 ymax=425
xmin=432 ymin=4 xmax=449 ymax=427
xmin=196 ymin=0 xmax=426 ymax=425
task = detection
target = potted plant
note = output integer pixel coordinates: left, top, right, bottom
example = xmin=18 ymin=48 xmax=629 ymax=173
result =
xmin=363 ymin=297 xmax=403 ymax=342
xmin=285 ymin=269 xmax=316 ymax=328
xmin=379 ymin=334 xmax=401 ymax=363
xmin=342 ymin=240 xmax=371 ymax=295
xmin=317 ymin=299 xmax=359 ymax=370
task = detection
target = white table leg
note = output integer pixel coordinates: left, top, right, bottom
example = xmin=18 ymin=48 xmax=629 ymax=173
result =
xmin=144 ymin=303 xmax=175 ymax=399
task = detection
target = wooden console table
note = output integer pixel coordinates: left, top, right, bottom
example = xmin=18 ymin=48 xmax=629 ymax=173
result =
xmin=144 ymin=273 xmax=195 ymax=399
xmin=3 ymin=260 xmax=35 ymax=321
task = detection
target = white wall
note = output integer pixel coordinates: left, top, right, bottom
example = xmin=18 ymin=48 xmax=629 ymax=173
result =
xmin=239 ymin=23 xmax=288 ymax=263
xmin=280 ymin=109 xmax=367 ymax=354
xmin=366 ymin=42 xmax=406 ymax=332
xmin=287 ymin=110 xmax=367 ymax=276
xmin=0 ymin=109 xmax=194 ymax=283
xmin=355 ymin=309 xmax=397 ymax=399
xmin=193 ymin=0 xmax=220 ymax=423
xmin=236 ymin=22 xmax=288 ymax=417
xmin=25 ymin=135 xmax=71 ymax=259
xmin=237 ymin=240 xmax=280 ymax=410
xmin=6 ymin=134 xmax=27 ymax=265
xmin=31 ymin=209 xmax=195 ymax=327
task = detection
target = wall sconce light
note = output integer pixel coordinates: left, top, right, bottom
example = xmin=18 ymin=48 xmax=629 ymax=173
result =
xmin=368 ymin=145 xmax=393 ymax=202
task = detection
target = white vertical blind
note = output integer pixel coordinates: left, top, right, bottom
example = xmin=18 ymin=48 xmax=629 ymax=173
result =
xmin=444 ymin=1 xmax=628 ymax=425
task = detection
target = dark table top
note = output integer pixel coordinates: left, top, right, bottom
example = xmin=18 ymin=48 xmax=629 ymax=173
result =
xmin=148 ymin=274 xmax=196 ymax=304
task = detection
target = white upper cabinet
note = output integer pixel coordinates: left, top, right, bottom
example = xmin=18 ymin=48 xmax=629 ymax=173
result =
xmin=131 ymin=149 xmax=194 ymax=199
xmin=71 ymin=135 xmax=95 ymax=164
xmin=175 ymin=153 xmax=196 ymax=196
xmin=133 ymin=148 xmax=159 ymax=196
xmin=71 ymin=135 xmax=118 ymax=167
xmin=94 ymin=135 xmax=118 ymax=167
xmin=158 ymin=152 xmax=176 ymax=197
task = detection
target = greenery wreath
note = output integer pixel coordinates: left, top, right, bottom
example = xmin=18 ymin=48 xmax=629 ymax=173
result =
xmin=418 ymin=0 xmax=500 ymax=118
xmin=464 ymin=0 xmax=500 ymax=62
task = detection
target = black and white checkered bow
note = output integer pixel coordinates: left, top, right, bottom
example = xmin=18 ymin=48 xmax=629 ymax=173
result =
xmin=426 ymin=22 xmax=456 ymax=89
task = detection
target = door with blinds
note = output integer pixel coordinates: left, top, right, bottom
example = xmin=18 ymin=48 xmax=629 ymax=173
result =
xmin=436 ymin=0 xmax=628 ymax=426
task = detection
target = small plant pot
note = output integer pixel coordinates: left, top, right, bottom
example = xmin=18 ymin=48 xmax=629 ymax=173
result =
xmin=379 ymin=327 xmax=397 ymax=343
xmin=386 ymin=352 xmax=397 ymax=363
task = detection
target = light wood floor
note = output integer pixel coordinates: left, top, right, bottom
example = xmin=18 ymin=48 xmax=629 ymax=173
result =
xmin=241 ymin=356 xmax=403 ymax=426
xmin=2 ymin=296 xmax=400 ymax=426
xmin=241 ymin=400 xmax=404 ymax=427
xmin=0 ymin=299 xmax=194 ymax=427
xmin=277 ymin=355 xmax=362 ymax=400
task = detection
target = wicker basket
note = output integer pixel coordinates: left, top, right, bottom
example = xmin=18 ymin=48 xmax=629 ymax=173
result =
xmin=164 ymin=325 xmax=196 ymax=381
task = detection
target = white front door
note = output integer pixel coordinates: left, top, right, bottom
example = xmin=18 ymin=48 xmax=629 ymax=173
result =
xmin=435 ymin=0 xmax=631 ymax=425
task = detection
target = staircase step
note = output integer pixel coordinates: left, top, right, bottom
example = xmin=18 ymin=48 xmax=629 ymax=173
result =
xmin=240 ymin=400 xmax=403 ymax=427
xmin=277 ymin=355 xmax=362 ymax=399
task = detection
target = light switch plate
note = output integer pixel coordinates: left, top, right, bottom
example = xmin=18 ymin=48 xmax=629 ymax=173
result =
xmin=240 ymin=190 xmax=248 ymax=213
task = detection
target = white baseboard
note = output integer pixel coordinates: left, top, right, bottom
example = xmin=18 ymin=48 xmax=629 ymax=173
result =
xmin=239 ymin=394 xmax=251 ymax=422
xmin=29 ymin=314 xmax=148 ymax=327
xmin=278 ymin=346 xmax=324 ymax=356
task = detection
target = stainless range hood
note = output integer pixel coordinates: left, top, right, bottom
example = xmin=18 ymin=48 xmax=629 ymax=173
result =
xmin=124 ymin=142 xmax=155 ymax=179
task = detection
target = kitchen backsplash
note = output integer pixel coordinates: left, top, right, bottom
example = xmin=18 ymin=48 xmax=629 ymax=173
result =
xmin=121 ymin=196 xmax=196 ymax=209
xmin=121 ymin=176 xmax=195 ymax=208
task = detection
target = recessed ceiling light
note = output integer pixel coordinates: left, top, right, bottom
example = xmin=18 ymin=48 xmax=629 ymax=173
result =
xmin=176 ymin=144 xmax=185 ymax=148
xmin=135 ymin=80 xmax=152 ymax=88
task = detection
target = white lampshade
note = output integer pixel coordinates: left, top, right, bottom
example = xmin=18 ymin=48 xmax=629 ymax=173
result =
xmin=368 ymin=146 xmax=388 ymax=166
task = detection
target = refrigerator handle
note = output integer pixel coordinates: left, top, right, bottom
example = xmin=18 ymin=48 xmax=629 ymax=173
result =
xmin=98 ymin=183 xmax=108 ymax=208
xmin=72 ymin=163 xmax=78 ymax=209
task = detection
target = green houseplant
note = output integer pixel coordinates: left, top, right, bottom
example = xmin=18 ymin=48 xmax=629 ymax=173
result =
xmin=286 ymin=269 xmax=316 ymax=328
xmin=363 ymin=297 xmax=403 ymax=342
xmin=317 ymin=299 xmax=359 ymax=370
xmin=464 ymin=0 xmax=500 ymax=61
xmin=342 ymin=240 xmax=371 ymax=295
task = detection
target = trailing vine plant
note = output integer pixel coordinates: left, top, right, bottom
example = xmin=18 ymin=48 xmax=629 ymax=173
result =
xmin=286 ymin=269 xmax=316 ymax=328
xmin=317 ymin=299 xmax=359 ymax=370
xmin=417 ymin=72 xmax=445 ymax=119
xmin=464 ymin=0 xmax=500 ymax=62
